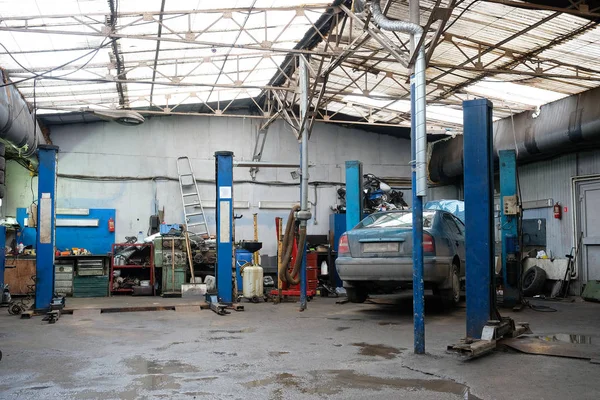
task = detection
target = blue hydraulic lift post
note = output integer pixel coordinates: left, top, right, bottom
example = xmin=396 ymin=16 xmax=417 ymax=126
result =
xmin=215 ymin=151 xmax=234 ymax=303
xmin=35 ymin=144 xmax=59 ymax=310
xmin=499 ymin=150 xmax=520 ymax=307
xmin=0 ymin=226 xmax=5 ymax=289
xmin=463 ymin=99 xmax=495 ymax=339
xmin=345 ymin=161 xmax=363 ymax=232
xmin=411 ymin=76 xmax=425 ymax=354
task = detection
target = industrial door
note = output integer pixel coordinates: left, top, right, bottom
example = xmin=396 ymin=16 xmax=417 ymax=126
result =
xmin=577 ymin=180 xmax=600 ymax=282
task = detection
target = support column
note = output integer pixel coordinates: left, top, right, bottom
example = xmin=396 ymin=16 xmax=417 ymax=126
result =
xmin=35 ymin=144 xmax=59 ymax=310
xmin=463 ymin=99 xmax=495 ymax=339
xmin=0 ymin=226 xmax=5 ymax=289
xmin=411 ymin=77 xmax=425 ymax=354
xmin=345 ymin=160 xmax=363 ymax=231
xmin=215 ymin=151 xmax=234 ymax=303
xmin=499 ymin=150 xmax=521 ymax=307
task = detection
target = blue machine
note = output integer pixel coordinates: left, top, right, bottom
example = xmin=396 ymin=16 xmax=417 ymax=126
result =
xmin=345 ymin=161 xmax=363 ymax=231
xmin=463 ymin=99 xmax=496 ymax=339
xmin=215 ymin=151 xmax=234 ymax=303
xmin=499 ymin=150 xmax=521 ymax=307
xmin=35 ymin=144 xmax=59 ymax=310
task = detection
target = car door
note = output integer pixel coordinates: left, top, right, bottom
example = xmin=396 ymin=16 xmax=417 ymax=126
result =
xmin=442 ymin=213 xmax=466 ymax=275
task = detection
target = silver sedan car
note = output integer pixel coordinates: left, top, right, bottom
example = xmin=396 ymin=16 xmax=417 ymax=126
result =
xmin=336 ymin=209 xmax=466 ymax=305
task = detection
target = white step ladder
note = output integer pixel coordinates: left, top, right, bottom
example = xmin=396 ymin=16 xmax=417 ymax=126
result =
xmin=176 ymin=156 xmax=210 ymax=238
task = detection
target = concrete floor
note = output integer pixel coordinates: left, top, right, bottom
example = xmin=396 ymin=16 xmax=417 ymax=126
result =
xmin=1 ymin=295 xmax=599 ymax=400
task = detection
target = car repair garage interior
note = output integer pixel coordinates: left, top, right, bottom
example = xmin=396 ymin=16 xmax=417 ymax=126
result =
xmin=1 ymin=0 xmax=600 ymax=398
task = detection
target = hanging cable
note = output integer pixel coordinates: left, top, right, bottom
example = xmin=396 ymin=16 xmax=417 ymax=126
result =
xmin=0 ymin=38 xmax=113 ymax=88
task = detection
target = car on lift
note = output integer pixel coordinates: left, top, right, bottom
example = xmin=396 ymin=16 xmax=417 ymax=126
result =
xmin=335 ymin=209 xmax=465 ymax=305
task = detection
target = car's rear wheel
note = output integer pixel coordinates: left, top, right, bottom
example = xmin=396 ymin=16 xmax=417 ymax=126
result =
xmin=346 ymin=287 xmax=368 ymax=303
xmin=437 ymin=264 xmax=460 ymax=308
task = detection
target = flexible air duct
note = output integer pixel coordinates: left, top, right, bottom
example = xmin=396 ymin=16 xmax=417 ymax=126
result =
xmin=429 ymin=85 xmax=600 ymax=183
xmin=0 ymin=71 xmax=41 ymax=158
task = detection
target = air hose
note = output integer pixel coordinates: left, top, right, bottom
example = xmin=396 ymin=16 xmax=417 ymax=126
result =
xmin=279 ymin=205 xmax=307 ymax=285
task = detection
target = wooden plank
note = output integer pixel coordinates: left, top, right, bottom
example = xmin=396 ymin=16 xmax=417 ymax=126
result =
xmin=4 ymin=258 xmax=36 ymax=295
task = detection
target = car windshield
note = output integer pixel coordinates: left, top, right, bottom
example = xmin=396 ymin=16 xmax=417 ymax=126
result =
xmin=356 ymin=211 xmax=436 ymax=229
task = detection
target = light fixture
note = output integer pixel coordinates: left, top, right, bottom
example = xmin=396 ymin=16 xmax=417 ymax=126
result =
xmin=89 ymin=109 xmax=145 ymax=126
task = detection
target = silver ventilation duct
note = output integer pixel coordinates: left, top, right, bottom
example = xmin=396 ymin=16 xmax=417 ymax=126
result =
xmin=0 ymin=72 xmax=42 ymax=159
xmin=429 ymin=86 xmax=600 ymax=183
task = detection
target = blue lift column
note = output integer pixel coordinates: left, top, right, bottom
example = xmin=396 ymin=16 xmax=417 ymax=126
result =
xmin=463 ymin=99 xmax=495 ymax=339
xmin=215 ymin=151 xmax=234 ymax=303
xmin=345 ymin=161 xmax=363 ymax=231
xmin=410 ymin=76 xmax=425 ymax=354
xmin=35 ymin=144 xmax=59 ymax=310
xmin=499 ymin=150 xmax=521 ymax=307
xmin=0 ymin=226 xmax=5 ymax=289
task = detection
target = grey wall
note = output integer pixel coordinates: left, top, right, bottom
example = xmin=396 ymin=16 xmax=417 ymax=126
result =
xmin=5 ymin=116 xmax=413 ymax=255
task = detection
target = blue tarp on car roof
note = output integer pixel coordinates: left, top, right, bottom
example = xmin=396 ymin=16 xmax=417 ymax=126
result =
xmin=425 ymin=200 xmax=465 ymax=223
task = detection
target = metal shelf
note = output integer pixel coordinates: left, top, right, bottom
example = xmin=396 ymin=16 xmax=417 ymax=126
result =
xmin=110 ymin=243 xmax=155 ymax=296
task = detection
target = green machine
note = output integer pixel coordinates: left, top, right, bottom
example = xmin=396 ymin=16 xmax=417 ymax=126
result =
xmin=154 ymin=236 xmax=187 ymax=295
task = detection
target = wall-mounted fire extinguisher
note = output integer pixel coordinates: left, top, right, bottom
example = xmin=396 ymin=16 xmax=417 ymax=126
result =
xmin=108 ymin=217 xmax=115 ymax=232
xmin=553 ymin=202 xmax=562 ymax=220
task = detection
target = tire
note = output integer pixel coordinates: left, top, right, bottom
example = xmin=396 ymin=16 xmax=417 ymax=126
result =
xmin=0 ymin=170 xmax=4 ymax=185
xmin=0 ymin=184 xmax=5 ymax=199
xmin=0 ymin=156 xmax=5 ymax=171
xmin=522 ymin=266 xmax=546 ymax=297
xmin=347 ymin=287 xmax=368 ymax=303
xmin=437 ymin=263 xmax=461 ymax=308
xmin=0 ymin=143 xmax=5 ymax=157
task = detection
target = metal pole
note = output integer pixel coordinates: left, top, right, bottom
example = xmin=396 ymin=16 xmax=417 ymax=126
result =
xmin=298 ymin=56 xmax=311 ymax=311
xmin=35 ymin=144 xmax=59 ymax=311
xmin=215 ymin=151 xmax=234 ymax=303
xmin=463 ymin=99 xmax=495 ymax=338
xmin=410 ymin=0 xmax=426 ymax=355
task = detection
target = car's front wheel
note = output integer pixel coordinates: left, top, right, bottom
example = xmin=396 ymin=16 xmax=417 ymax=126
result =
xmin=346 ymin=287 xmax=368 ymax=303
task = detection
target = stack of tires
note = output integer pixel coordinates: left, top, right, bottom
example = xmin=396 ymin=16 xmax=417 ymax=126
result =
xmin=0 ymin=143 xmax=4 ymax=199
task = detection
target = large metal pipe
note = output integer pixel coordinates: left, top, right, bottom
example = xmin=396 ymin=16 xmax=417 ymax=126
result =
xmin=0 ymin=72 xmax=42 ymax=158
xmin=357 ymin=0 xmax=427 ymax=194
xmin=429 ymin=85 xmax=600 ymax=183
xmin=357 ymin=0 xmax=427 ymax=354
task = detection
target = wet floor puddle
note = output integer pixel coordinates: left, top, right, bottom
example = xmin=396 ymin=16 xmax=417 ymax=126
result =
xmin=352 ymin=342 xmax=405 ymax=359
xmin=125 ymin=356 xmax=200 ymax=391
xmin=243 ymin=370 xmax=482 ymax=399
xmin=534 ymin=334 xmax=597 ymax=345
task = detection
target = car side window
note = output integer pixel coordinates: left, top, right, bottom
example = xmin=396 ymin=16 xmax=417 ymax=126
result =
xmin=443 ymin=214 xmax=461 ymax=236
xmin=454 ymin=216 xmax=466 ymax=237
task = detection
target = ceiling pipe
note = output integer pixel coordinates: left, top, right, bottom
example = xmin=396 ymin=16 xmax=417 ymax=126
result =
xmin=356 ymin=0 xmax=427 ymax=196
xmin=429 ymin=84 xmax=600 ymax=183
xmin=0 ymin=72 xmax=43 ymax=160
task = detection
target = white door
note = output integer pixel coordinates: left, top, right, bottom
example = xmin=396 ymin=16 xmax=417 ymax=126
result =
xmin=578 ymin=181 xmax=600 ymax=282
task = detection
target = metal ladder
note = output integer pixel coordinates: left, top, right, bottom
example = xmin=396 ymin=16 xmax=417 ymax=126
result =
xmin=176 ymin=156 xmax=210 ymax=238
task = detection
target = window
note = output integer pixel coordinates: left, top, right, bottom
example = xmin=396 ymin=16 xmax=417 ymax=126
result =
xmin=356 ymin=211 xmax=436 ymax=229
xmin=443 ymin=214 xmax=461 ymax=236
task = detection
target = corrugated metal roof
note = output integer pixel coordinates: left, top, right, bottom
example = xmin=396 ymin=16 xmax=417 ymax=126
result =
xmin=1 ymin=0 xmax=600 ymax=131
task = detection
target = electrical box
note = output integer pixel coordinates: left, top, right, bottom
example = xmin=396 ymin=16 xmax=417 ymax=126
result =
xmin=503 ymin=195 xmax=519 ymax=215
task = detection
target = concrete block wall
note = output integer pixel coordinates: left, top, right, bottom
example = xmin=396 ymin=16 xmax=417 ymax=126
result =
xmin=5 ymin=115 xmax=412 ymax=255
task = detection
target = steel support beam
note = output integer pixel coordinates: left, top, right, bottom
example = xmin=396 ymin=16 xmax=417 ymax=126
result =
xmin=463 ymin=99 xmax=495 ymax=339
xmin=35 ymin=144 xmax=59 ymax=311
xmin=215 ymin=151 xmax=235 ymax=303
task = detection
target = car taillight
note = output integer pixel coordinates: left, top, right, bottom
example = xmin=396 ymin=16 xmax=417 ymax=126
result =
xmin=338 ymin=234 xmax=350 ymax=256
xmin=423 ymin=233 xmax=435 ymax=254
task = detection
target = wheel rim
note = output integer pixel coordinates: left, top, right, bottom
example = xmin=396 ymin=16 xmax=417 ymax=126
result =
xmin=452 ymin=270 xmax=460 ymax=303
